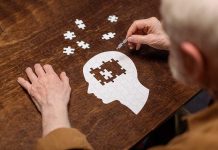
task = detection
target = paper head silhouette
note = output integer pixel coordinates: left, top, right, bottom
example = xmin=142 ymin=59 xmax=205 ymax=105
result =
xmin=83 ymin=51 xmax=149 ymax=114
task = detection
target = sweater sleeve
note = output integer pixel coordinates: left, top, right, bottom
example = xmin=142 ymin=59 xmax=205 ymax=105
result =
xmin=36 ymin=128 xmax=93 ymax=150
xmin=149 ymin=103 xmax=218 ymax=150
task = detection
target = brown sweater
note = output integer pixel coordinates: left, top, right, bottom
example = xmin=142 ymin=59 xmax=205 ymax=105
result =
xmin=37 ymin=103 xmax=218 ymax=150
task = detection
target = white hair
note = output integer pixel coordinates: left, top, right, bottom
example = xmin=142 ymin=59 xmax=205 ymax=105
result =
xmin=161 ymin=0 xmax=218 ymax=58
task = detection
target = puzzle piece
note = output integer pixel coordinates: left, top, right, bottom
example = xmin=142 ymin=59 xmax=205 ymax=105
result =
xmin=108 ymin=15 xmax=118 ymax=23
xmin=102 ymin=32 xmax=116 ymax=40
xmin=100 ymin=69 xmax=113 ymax=80
xmin=63 ymin=31 xmax=76 ymax=40
xmin=78 ymin=24 xmax=86 ymax=30
xmin=77 ymin=41 xmax=90 ymax=49
xmin=90 ymin=59 xmax=126 ymax=85
xmin=63 ymin=46 xmax=75 ymax=55
xmin=75 ymin=19 xmax=86 ymax=30
xmin=116 ymin=39 xmax=128 ymax=50
xmin=75 ymin=19 xmax=83 ymax=25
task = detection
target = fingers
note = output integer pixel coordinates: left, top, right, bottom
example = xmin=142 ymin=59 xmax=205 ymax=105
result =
xmin=126 ymin=19 xmax=148 ymax=50
xmin=17 ymin=77 xmax=31 ymax=90
xmin=128 ymin=35 xmax=149 ymax=45
xmin=126 ymin=20 xmax=147 ymax=38
xmin=126 ymin=17 xmax=158 ymax=38
xmin=126 ymin=17 xmax=159 ymax=50
xmin=60 ymin=72 xmax=70 ymax=85
xmin=43 ymin=64 xmax=55 ymax=74
xmin=34 ymin=64 xmax=46 ymax=77
xmin=25 ymin=67 xmax=38 ymax=83
xmin=22 ymin=64 xmax=60 ymax=84
xmin=128 ymin=42 xmax=135 ymax=50
xmin=136 ymin=43 xmax=141 ymax=51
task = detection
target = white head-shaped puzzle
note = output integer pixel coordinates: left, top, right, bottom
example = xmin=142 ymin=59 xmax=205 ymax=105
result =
xmin=83 ymin=51 xmax=149 ymax=114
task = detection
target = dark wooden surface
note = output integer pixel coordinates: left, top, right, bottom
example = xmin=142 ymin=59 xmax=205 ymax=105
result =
xmin=0 ymin=0 xmax=199 ymax=150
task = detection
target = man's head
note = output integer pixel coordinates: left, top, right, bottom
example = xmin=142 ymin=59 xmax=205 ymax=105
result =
xmin=83 ymin=51 xmax=149 ymax=114
xmin=161 ymin=0 xmax=218 ymax=91
xmin=83 ymin=51 xmax=138 ymax=104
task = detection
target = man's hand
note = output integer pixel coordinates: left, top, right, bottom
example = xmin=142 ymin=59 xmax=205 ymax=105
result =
xmin=17 ymin=64 xmax=71 ymax=137
xmin=126 ymin=17 xmax=170 ymax=50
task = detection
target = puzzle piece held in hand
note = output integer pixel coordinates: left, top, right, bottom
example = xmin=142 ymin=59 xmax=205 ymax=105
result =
xmin=116 ymin=39 xmax=128 ymax=50
xmin=75 ymin=19 xmax=86 ymax=30
xmin=108 ymin=15 xmax=118 ymax=23
xmin=102 ymin=32 xmax=116 ymax=40
xmin=63 ymin=31 xmax=76 ymax=40
xmin=77 ymin=41 xmax=90 ymax=49
xmin=63 ymin=46 xmax=75 ymax=55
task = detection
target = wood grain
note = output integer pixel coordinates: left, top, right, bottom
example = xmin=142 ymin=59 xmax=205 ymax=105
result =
xmin=0 ymin=0 xmax=199 ymax=149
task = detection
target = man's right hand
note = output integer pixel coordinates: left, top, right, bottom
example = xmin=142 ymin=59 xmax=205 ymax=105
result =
xmin=126 ymin=17 xmax=170 ymax=50
xmin=17 ymin=64 xmax=72 ymax=137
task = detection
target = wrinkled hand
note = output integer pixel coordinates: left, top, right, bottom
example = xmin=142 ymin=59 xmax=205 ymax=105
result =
xmin=18 ymin=64 xmax=71 ymax=136
xmin=126 ymin=17 xmax=170 ymax=50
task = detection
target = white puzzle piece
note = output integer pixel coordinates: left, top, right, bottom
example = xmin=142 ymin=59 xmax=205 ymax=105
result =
xmin=108 ymin=15 xmax=118 ymax=23
xmin=102 ymin=32 xmax=116 ymax=40
xmin=63 ymin=46 xmax=75 ymax=55
xmin=77 ymin=41 xmax=90 ymax=49
xmin=83 ymin=51 xmax=149 ymax=114
xmin=63 ymin=31 xmax=76 ymax=40
xmin=75 ymin=19 xmax=86 ymax=30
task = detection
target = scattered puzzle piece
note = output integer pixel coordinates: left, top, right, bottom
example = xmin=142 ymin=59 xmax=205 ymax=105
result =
xmin=77 ymin=41 xmax=90 ymax=49
xmin=63 ymin=31 xmax=76 ymax=40
xmin=102 ymin=32 xmax=116 ymax=40
xmin=75 ymin=19 xmax=83 ymax=25
xmin=75 ymin=19 xmax=86 ymax=30
xmin=78 ymin=24 xmax=86 ymax=30
xmin=63 ymin=46 xmax=75 ymax=55
xmin=108 ymin=15 xmax=118 ymax=23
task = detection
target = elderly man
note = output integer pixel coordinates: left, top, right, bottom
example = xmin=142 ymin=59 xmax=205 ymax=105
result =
xmin=17 ymin=0 xmax=218 ymax=149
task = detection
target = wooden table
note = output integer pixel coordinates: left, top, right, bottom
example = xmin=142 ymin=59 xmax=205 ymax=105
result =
xmin=0 ymin=0 xmax=199 ymax=149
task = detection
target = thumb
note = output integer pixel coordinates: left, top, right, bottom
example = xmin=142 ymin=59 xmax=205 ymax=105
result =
xmin=128 ymin=35 xmax=151 ymax=45
xmin=60 ymin=72 xmax=70 ymax=85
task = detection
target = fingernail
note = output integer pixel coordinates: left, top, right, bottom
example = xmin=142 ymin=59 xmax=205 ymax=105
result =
xmin=128 ymin=37 xmax=133 ymax=42
xmin=129 ymin=46 xmax=133 ymax=50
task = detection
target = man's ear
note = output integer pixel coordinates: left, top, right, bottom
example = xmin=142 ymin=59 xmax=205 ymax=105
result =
xmin=180 ymin=42 xmax=205 ymax=84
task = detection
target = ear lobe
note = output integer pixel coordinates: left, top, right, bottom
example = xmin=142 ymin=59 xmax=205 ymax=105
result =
xmin=181 ymin=42 xmax=205 ymax=83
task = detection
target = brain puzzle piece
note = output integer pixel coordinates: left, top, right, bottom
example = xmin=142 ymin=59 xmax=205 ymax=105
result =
xmin=100 ymin=69 xmax=113 ymax=80
xmin=108 ymin=15 xmax=118 ymax=23
xmin=63 ymin=46 xmax=75 ymax=55
xmin=63 ymin=31 xmax=76 ymax=40
xmin=102 ymin=32 xmax=116 ymax=40
xmin=77 ymin=41 xmax=90 ymax=49
xmin=75 ymin=19 xmax=86 ymax=30
xmin=90 ymin=59 xmax=126 ymax=85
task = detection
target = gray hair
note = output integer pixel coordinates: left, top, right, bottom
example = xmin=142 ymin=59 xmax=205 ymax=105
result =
xmin=161 ymin=0 xmax=218 ymax=58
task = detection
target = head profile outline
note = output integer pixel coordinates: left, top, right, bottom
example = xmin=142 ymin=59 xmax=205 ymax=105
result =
xmin=83 ymin=51 xmax=149 ymax=114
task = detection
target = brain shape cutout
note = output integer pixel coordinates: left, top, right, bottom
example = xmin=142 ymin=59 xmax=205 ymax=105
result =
xmin=83 ymin=51 xmax=149 ymax=114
